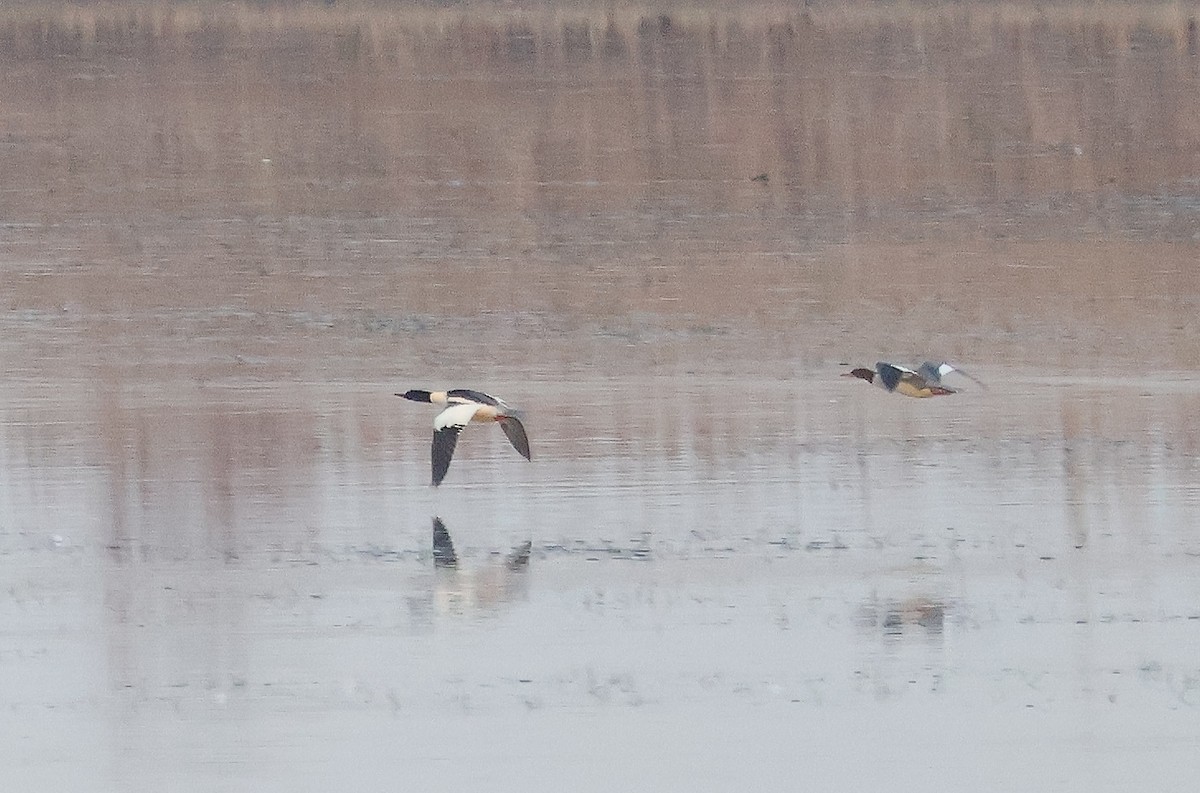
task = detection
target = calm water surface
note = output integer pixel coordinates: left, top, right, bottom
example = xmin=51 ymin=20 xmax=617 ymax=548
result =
xmin=2 ymin=3 xmax=1200 ymax=790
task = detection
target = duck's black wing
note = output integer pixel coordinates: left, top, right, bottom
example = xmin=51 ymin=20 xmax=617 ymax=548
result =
xmin=431 ymin=426 xmax=462 ymax=486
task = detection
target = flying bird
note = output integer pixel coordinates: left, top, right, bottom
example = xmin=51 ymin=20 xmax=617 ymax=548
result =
xmin=398 ymin=389 xmax=531 ymax=485
xmin=842 ymin=361 xmax=984 ymax=398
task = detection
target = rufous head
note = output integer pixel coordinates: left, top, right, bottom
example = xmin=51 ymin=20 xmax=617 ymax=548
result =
xmin=842 ymin=368 xmax=875 ymax=383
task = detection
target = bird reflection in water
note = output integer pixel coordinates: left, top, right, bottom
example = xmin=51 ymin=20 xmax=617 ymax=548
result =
xmin=431 ymin=516 xmax=531 ymax=616
xmin=858 ymin=595 xmax=948 ymax=638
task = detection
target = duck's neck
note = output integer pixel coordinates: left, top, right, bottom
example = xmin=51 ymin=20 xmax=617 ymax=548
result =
xmin=401 ymin=389 xmax=447 ymax=404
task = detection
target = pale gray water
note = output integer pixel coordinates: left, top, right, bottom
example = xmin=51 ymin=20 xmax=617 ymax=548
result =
xmin=3 ymin=367 xmax=1200 ymax=790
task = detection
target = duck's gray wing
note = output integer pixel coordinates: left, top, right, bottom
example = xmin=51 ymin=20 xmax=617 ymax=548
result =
xmin=447 ymin=388 xmax=502 ymax=407
xmin=875 ymin=362 xmax=918 ymax=392
xmin=431 ymin=427 xmax=461 ymax=486
xmin=917 ymin=361 xmax=951 ymax=383
xmin=432 ymin=517 xmax=458 ymax=568
xmin=919 ymin=361 xmax=987 ymax=390
xmin=498 ymin=415 xmax=532 ymax=460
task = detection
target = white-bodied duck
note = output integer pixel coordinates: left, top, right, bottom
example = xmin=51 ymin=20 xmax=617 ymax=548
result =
xmin=842 ymin=361 xmax=985 ymax=398
xmin=398 ymin=389 xmax=531 ymax=486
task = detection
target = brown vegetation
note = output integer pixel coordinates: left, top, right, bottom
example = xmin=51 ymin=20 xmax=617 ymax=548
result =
xmin=1 ymin=1 xmax=1197 ymax=62
xmin=2 ymin=1 xmax=1198 ymax=372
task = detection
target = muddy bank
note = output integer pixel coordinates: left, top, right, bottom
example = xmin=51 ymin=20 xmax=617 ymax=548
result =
xmin=2 ymin=1 xmax=1199 ymax=232
xmin=2 ymin=2 xmax=1199 ymax=380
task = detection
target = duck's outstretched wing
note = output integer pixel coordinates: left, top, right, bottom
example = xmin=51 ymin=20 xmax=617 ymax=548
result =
xmin=431 ymin=427 xmax=461 ymax=486
xmin=876 ymin=362 xmax=923 ymax=392
xmin=431 ymin=402 xmax=479 ymax=486
xmin=918 ymin=361 xmax=987 ymax=390
xmin=499 ymin=415 xmax=531 ymax=460
xmin=917 ymin=361 xmax=952 ymax=383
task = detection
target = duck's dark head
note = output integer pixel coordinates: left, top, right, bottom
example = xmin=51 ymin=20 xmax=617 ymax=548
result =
xmin=397 ymin=389 xmax=433 ymax=402
xmin=842 ymin=368 xmax=875 ymax=383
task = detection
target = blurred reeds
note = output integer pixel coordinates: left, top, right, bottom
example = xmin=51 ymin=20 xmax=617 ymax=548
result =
xmin=1 ymin=1 xmax=1196 ymax=63
xmin=2 ymin=1 xmax=1197 ymax=244
xmin=1 ymin=2 xmax=1198 ymax=370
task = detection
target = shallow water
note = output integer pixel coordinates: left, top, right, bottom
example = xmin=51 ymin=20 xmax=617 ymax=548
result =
xmin=3 ymin=3 xmax=1200 ymax=790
